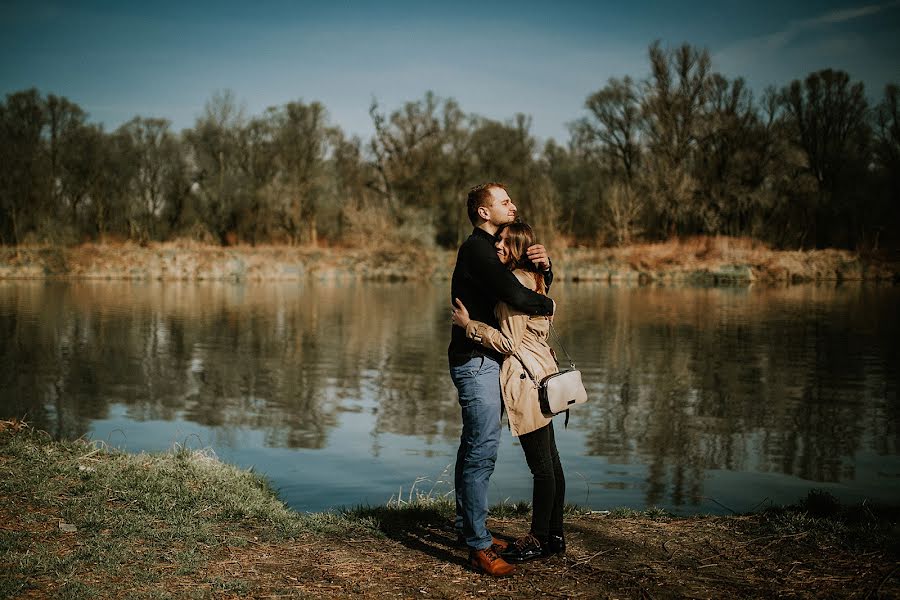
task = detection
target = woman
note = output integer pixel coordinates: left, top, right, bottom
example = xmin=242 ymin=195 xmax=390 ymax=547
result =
xmin=450 ymin=222 xmax=566 ymax=563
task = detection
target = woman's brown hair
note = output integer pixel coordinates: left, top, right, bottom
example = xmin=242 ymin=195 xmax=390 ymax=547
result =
xmin=496 ymin=222 xmax=545 ymax=294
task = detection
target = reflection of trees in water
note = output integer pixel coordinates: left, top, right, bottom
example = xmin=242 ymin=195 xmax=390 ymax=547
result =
xmin=561 ymin=284 xmax=899 ymax=508
xmin=1 ymin=283 xmax=103 ymax=439
xmin=368 ymin=310 xmax=460 ymax=451
xmin=0 ymin=281 xmax=456 ymax=449
xmin=1 ymin=281 xmax=897 ymax=501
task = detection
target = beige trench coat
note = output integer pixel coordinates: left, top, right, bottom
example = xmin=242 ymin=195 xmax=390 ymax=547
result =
xmin=464 ymin=269 xmax=559 ymax=437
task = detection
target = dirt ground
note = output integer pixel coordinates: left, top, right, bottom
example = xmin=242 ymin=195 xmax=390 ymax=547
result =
xmin=11 ymin=510 xmax=898 ymax=599
xmin=200 ymin=515 xmax=900 ymax=599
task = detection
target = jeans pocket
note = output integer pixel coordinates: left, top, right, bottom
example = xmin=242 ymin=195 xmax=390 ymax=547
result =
xmin=452 ymin=356 xmax=489 ymax=409
xmin=451 ymin=356 xmax=485 ymax=383
xmin=471 ymin=355 xmax=487 ymax=376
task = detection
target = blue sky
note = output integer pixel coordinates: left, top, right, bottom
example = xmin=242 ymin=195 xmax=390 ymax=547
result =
xmin=2 ymin=0 xmax=898 ymax=143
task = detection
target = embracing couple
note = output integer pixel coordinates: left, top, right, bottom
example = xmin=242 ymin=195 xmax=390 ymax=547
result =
xmin=448 ymin=182 xmax=567 ymax=577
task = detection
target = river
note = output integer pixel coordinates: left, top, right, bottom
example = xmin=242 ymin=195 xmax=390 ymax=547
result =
xmin=1 ymin=280 xmax=897 ymax=514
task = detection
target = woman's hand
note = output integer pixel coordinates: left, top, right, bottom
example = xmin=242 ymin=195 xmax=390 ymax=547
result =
xmin=451 ymin=298 xmax=470 ymax=328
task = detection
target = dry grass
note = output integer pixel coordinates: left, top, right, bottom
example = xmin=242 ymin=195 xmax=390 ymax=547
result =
xmin=558 ymin=235 xmax=899 ymax=283
xmin=1 ymin=236 xmax=898 ymax=283
xmin=617 ymin=236 xmax=768 ymax=270
xmin=578 ymin=236 xmax=754 ymax=271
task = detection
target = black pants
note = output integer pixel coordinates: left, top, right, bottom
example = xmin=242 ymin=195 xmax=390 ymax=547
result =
xmin=518 ymin=421 xmax=565 ymax=539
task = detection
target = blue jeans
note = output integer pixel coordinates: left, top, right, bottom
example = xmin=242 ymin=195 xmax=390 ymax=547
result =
xmin=450 ymin=354 xmax=502 ymax=551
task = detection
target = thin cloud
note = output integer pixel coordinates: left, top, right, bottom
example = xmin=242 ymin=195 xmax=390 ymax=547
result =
xmin=806 ymin=2 xmax=899 ymax=27
xmin=717 ymin=1 xmax=900 ymax=58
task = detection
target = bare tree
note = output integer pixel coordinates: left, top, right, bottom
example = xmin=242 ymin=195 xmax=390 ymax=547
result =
xmin=118 ymin=117 xmax=185 ymax=242
xmin=267 ymin=101 xmax=330 ymax=245
xmin=577 ymin=76 xmax=643 ymax=186
xmin=641 ymin=41 xmax=712 ymax=237
xmin=0 ymin=89 xmax=49 ymax=245
xmin=88 ymin=129 xmax=136 ymax=242
xmin=780 ymin=69 xmax=870 ymax=247
xmin=185 ymin=90 xmax=249 ymax=245
xmin=58 ymin=122 xmax=106 ymax=240
xmin=692 ymin=74 xmax=766 ymax=235
xmin=45 ymin=95 xmax=87 ymax=223
xmin=874 ymin=84 xmax=900 ymax=169
xmin=368 ymin=92 xmax=476 ymax=246
xmin=237 ymin=115 xmax=277 ymax=245
xmin=369 ymin=92 xmax=444 ymax=222
xmin=871 ymin=84 xmax=900 ymax=248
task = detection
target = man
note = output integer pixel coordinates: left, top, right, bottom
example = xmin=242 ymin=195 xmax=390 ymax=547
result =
xmin=448 ymin=182 xmax=554 ymax=577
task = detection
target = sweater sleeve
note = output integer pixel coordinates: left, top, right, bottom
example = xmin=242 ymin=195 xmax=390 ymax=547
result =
xmin=544 ymin=261 xmax=554 ymax=290
xmin=468 ymin=239 xmax=554 ymax=316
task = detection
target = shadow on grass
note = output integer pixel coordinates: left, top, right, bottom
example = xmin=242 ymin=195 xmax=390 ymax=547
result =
xmin=343 ymin=500 xmax=468 ymax=568
xmin=338 ymin=497 xmax=593 ymax=570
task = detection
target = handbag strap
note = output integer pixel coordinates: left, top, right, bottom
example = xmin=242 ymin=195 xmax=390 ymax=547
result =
xmin=513 ymin=322 xmax=576 ymax=388
xmin=513 ymin=350 xmax=540 ymax=389
xmin=514 ymin=346 xmax=573 ymax=428
xmin=549 ymin=322 xmax=576 ymax=370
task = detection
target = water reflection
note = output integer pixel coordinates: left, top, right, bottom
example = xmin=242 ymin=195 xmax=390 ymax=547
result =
xmin=1 ymin=281 xmax=459 ymax=449
xmin=553 ymin=284 xmax=900 ymax=506
xmin=1 ymin=280 xmax=897 ymax=511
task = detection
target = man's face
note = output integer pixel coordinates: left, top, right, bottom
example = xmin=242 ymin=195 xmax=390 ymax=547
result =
xmin=479 ymin=187 xmax=517 ymax=227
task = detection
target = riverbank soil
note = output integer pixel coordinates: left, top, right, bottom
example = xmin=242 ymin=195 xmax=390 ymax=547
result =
xmin=266 ymin=508 xmax=900 ymax=599
xmin=1 ymin=238 xmax=897 ymax=282
xmin=2 ymin=424 xmax=898 ymax=599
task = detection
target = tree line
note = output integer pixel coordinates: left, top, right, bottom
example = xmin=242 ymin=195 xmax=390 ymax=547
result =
xmin=1 ymin=42 xmax=897 ymax=250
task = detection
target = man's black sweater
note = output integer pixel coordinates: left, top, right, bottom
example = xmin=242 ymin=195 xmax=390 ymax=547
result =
xmin=448 ymin=227 xmax=554 ymax=364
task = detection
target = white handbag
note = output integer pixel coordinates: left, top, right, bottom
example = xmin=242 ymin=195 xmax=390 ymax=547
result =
xmin=515 ymin=323 xmax=588 ymax=425
xmin=537 ymin=369 xmax=588 ymax=417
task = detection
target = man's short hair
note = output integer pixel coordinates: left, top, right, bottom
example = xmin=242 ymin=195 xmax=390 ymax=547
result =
xmin=466 ymin=182 xmax=506 ymax=226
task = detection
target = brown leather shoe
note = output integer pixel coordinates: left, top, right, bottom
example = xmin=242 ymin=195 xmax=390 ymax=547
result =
xmin=469 ymin=547 xmax=516 ymax=577
xmin=456 ymin=533 xmax=509 ymax=551
xmin=490 ymin=536 xmax=509 ymax=551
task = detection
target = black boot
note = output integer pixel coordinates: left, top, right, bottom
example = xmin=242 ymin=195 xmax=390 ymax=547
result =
xmin=501 ymin=533 xmax=546 ymax=563
xmin=546 ymin=533 xmax=566 ymax=555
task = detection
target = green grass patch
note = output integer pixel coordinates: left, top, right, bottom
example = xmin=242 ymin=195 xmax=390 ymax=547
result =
xmin=608 ymin=505 xmax=674 ymax=519
xmin=755 ymin=489 xmax=899 ymax=552
xmin=54 ymin=580 xmax=100 ymax=600
xmin=0 ymin=427 xmax=378 ymax=598
xmin=488 ymin=499 xmax=532 ymax=518
xmin=0 ymin=574 xmax=27 ymax=600
xmin=207 ymin=577 xmax=252 ymax=595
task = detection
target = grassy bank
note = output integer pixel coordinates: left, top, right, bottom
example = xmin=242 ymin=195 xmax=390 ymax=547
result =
xmin=2 ymin=421 xmax=898 ymax=599
xmin=1 ymin=237 xmax=897 ymax=284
